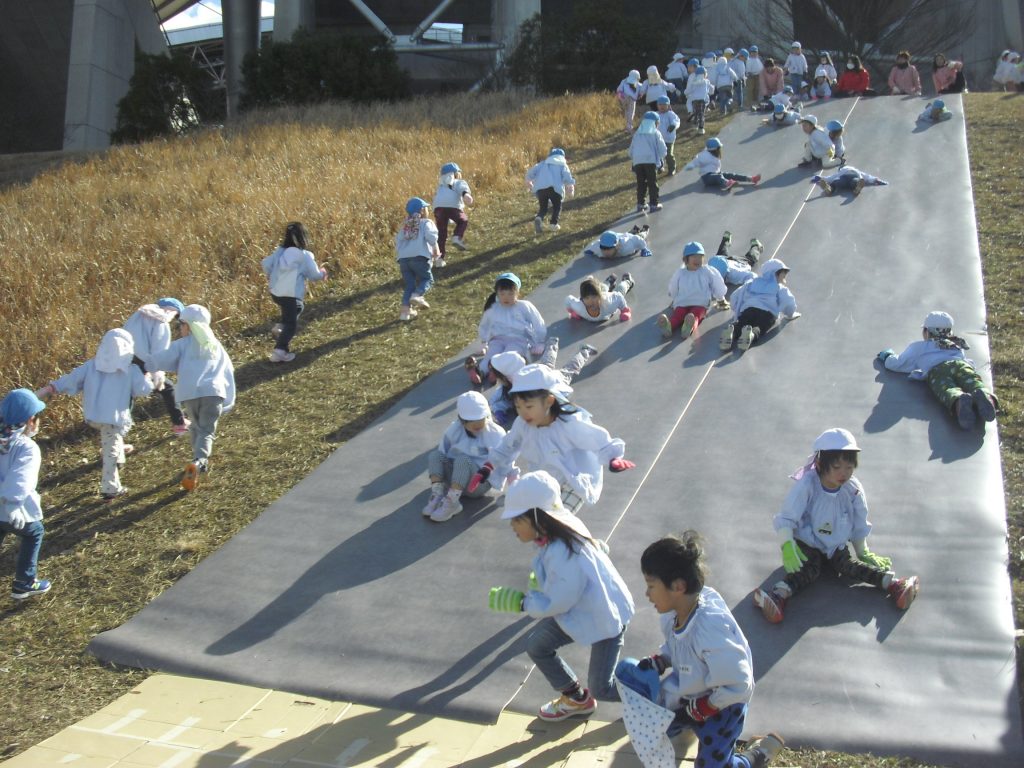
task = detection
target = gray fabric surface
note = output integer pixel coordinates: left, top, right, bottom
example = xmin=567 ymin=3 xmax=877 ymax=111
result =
xmin=89 ymin=94 xmax=1022 ymax=765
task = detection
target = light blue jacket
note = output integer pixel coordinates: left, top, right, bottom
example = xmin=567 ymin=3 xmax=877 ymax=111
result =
xmin=628 ymin=130 xmax=668 ymax=167
xmin=261 ymin=247 xmax=325 ymax=300
xmin=149 ymin=336 xmax=236 ymax=411
xmin=0 ymin=433 xmax=42 ymax=523
xmin=774 ymin=472 xmax=872 ymax=557
xmin=656 ymin=110 xmax=681 ymax=144
xmin=524 ymin=537 xmax=635 ymax=645
xmin=526 ymin=157 xmax=575 ymax=197
xmin=730 ymin=261 xmax=798 ymax=320
xmin=123 ymin=305 xmax=173 ymax=365
xmin=884 ymin=339 xmax=969 ymax=380
xmin=53 ymin=361 xmax=152 ymax=429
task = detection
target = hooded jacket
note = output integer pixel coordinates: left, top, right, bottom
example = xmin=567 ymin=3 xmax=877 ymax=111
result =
xmin=730 ymin=259 xmax=798 ymax=319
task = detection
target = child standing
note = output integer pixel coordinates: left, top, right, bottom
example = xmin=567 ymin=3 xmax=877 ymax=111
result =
xmin=878 ymin=311 xmax=998 ymax=430
xmin=469 ymin=364 xmax=634 ymax=513
xmin=783 ymin=42 xmax=809 ymax=97
xmin=40 ymin=329 xmax=152 ymax=501
xmin=712 ymin=48 xmax=738 ymax=113
xmin=526 ymin=148 xmax=576 ymax=233
xmin=730 ymin=49 xmax=749 ymax=109
xmin=466 ymin=272 xmax=547 ymax=386
xmin=148 ymin=305 xmax=236 ymax=492
xmin=1 ymin=389 xmax=51 ymax=600
xmin=628 ymin=112 xmax=668 ymax=213
xmin=566 ymin=273 xmax=635 ymax=323
xmin=993 ymin=50 xmax=1014 ymax=91
xmin=664 ymin=53 xmax=688 ymax=103
xmin=261 ymin=222 xmax=328 ymax=361
xmin=423 ymin=391 xmax=506 ymax=522
xmin=917 ymin=99 xmax=953 ymax=123
xmin=812 ymin=165 xmax=889 ymax=197
xmin=685 ymin=137 xmax=762 ymax=191
xmin=796 ymin=115 xmax=835 ymax=168
xmin=640 ymin=65 xmax=678 ymax=111
xmin=432 ymin=162 xmax=474 ymax=262
xmin=753 ymin=428 xmax=920 ymax=624
xmin=614 ymin=532 xmax=784 ymax=768
xmin=123 ymin=297 xmax=189 ymax=435
xmin=888 ymin=50 xmax=922 ymax=95
xmin=616 ymin=69 xmax=643 ymax=133
xmin=720 ymin=259 xmax=799 ymax=352
xmin=657 ymin=241 xmax=728 ymax=340
xmin=394 ymin=197 xmax=440 ymax=322
xmin=745 ymin=45 xmax=764 ymax=99
xmin=488 ymin=470 xmax=635 ymax=720
xmin=684 ymin=65 xmax=713 ymax=135
xmin=582 ymin=226 xmax=651 ymax=260
xmin=655 ymin=96 xmax=681 ymax=176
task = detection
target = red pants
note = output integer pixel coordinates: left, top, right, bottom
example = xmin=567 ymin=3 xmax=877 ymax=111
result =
xmin=669 ymin=305 xmax=707 ymax=330
xmin=435 ymin=207 xmax=468 ymax=256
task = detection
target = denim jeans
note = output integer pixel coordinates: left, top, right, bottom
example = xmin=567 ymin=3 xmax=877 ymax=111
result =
xmin=0 ymin=519 xmax=44 ymax=586
xmin=733 ymin=79 xmax=745 ymax=109
xmin=716 ymin=85 xmax=733 ymax=113
xmin=526 ymin=617 xmax=625 ymax=701
xmin=399 ymin=256 xmax=433 ymax=306
xmin=271 ymin=294 xmax=304 ymax=352
xmin=183 ymin=396 xmax=223 ymax=463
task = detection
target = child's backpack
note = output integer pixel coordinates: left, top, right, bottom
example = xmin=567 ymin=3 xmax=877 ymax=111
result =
xmin=270 ymin=247 xmax=301 ymax=298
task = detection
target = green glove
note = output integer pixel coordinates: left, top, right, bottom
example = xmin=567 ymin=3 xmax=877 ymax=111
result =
xmin=859 ymin=550 xmax=892 ymax=570
xmin=781 ymin=540 xmax=808 ymax=574
xmin=528 ymin=571 xmax=540 ymax=591
xmin=489 ymin=586 xmax=525 ymax=613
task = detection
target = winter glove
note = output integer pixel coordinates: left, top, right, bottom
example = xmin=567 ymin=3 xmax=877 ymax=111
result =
xmin=668 ymin=125 xmax=676 ymax=133
xmin=637 ymin=654 xmax=669 ymax=675
xmin=609 ymin=458 xmax=636 ymax=473
xmin=858 ymin=550 xmax=893 ymax=570
xmin=504 ymin=467 xmax=521 ymax=488
xmin=683 ymin=696 xmax=719 ymax=723
xmin=7 ymin=508 xmax=28 ymax=531
xmin=781 ymin=539 xmax=808 ymax=574
xmin=567 ymin=309 xmax=583 ymax=320
xmin=619 ymin=307 xmax=632 ymax=322
xmin=877 ymin=349 xmax=895 ymax=363
xmin=467 ymin=462 xmax=494 ymax=493
xmin=528 ymin=571 xmax=540 ymax=591
xmin=488 ymin=586 xmax=525 ymax=613
xmin=640 ymin=248 xmax=653 ymax=258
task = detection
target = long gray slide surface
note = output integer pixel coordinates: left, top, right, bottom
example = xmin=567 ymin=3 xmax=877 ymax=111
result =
xmin=89 ymin=94 xmax=1022 ymax=765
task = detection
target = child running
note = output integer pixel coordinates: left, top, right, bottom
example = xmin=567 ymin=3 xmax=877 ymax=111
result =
xmin=811 ymin=165 xmax=889 ymax=197
xmin=123 ymin=297 xmax=189 ymax=435
xmin=38 ymin=329 xmax=152 ymax=501
xmin=526 ymin=148 xmax=576 ymax=233
xmin=468 ymin=364 xmax=634 ymax=513
xmin=878 ymin=311 xmax=998 ymax=430
xmin=488 ymin=470 xmax=635 ymax=720
xmin=262 ymin=222 xmax=328 ymax=361
xmin=423 ymin=391 xmax=506 ymax=522
xmin=684 ymin=65 xmax=713 ymax=136
xmin=395 ymin=198 xmax=439 ymax=322
xmin=629 ymin=111 xmax=668 ymax=213
xmin=719 ymin=259 xmax=800 ymax=352
xmin=465 ymin=272 xmax=547 ymax=386
xmin=566 ymin=274 xmax=634 ymax=323
xmin=432 ymin=162 xmax=474 ymax=262
xmin=685 ymin=137 xmax=761 ymax=191
xmin=582 ymin=225 xmax=651 ymax=260
xmin=614 ymin=532 xmax=784 ymax=768
xmin=753 ymin=428 xmax=920 ymax=624
xmin=657 ymin=241 xmax=727 ymax=340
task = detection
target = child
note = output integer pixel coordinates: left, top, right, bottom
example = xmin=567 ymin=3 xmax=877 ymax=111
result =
xmin=628 ymin=111 xmax=668 ymax=213
xmin=712 ymin=48 xmax=737 ymax=114
xmin=818 ymin=51 xmax=838 ymax=84
xmin=657 ymin=241 xmax=728 ymax=340
xmin=655 ymin=96 xmax=681 ymax=176
xmin=566 ymin=273 xmax=635 ymax=323
xmin=833 ymin=54 xmax=874 ymax=97
xmin=261 ymin=221 xmax=328 ymax=360
xmin=993 ymin=50 xmax=1014 ymax=91
xmin=745 ymin=45 xmax=764 ymax=99
xmin=526 ymin=148 xmax=576 ymax=234
xmin=684 ymin=65 xmax=713 ymax=135
xmin=783 ymin=41 xmax=808 ymax=97
xmin=423 ymin=391 xmax=506 ymax=522
xmin=762 ymin=101 xmax=799 ymax=127
xmin=664 ymin=53 xmax=688 ymax=102
xmin=616 ymin=69 xmax=643 ymax=133
xmin=888 ymin=50 xmax=922 ymax=95
xmin=432 ymin=162 xmax=474 ymax=261
xmin=488 ymin=471 xmax=635 ymax=720
xmin=810 ymin=66 xmax=832 ymax=99
xmin=582 ymin=225 xmax=651 ymax=260
xmin=469 ymin=364 xmax=634 ymax=513
xmin=812 ymin=165 xmax=889 ymax=197
xmin=730 ymin=49 xmax=748 ymax=109
xmin=394 ymin=197 xmax=439 ymax=322
xmin=932 ymin=53 xmax=966 ymax=94
xmin=825 ymin=119 xmax=845 ymax=166
xmin=917 ymin=99 xmax=953 ymax=123
xmin=148 ymin=305 xmax=236 ymax=492
xmin=465 ymin=272 xmax=547 ymax=386
xmin=796 ymin=115 xmax=835 ymax=168
xmin=685 ymin=137 xmax=762 ymax=191
xmin=123 ymin=297 xmax=189 ymax=435
xmin=614 ymin=532 xmax=784 ymax=768
xmin=708 ymin=230 xmax=761 ymax=286
xmin=753 ymin=428 xmax=920 ymax=624
xmin=40 ymin=329 xmax=152 ymax=501
xmin=1 ymin=389 xmax=51 ymax=599
xmin=878 ymin=311 xmax=998 ymax=430
xmin=719 ymin=259 xmax=799 ymax=352
xmin=640 ymin=65 xmax=677 ymax=111
xmin=487 ymin=346 xmax=599 ymax=430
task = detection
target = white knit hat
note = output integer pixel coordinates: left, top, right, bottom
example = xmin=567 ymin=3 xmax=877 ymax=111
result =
xmin=456 ymin=391 xmax=490 ymax=421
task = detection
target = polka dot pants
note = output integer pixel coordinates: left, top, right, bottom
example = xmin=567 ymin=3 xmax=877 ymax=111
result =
xmin=669 ymin=702 xmax=753 ymax=768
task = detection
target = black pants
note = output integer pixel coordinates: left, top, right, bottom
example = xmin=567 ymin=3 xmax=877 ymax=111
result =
xmin=784 ymin=540 xmax=888 ymax=595
xmin=732 ymin=307 xmax=776 ymax=343
xmin=272 ymin=294 xmax=304 ymax=352
xmin=536 ymin=188 xmax=563 ymax=224
xmin=939 ymin=70 xmax=968 ymax=94
xmin=716 ymin=236 xmax=761 ymax=267
xmin=633 ymin=163 xmax=658 ymax=206
xmin=131 ymin=356 xmax=185 ymax=426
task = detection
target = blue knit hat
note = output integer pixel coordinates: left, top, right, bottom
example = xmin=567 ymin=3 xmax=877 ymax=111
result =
xmin=683 ymin=241 xmax=705 ymax=258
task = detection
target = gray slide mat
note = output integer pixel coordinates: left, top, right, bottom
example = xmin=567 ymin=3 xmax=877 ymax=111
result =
xmin=89 ymin=94 xmax=1022 ymax=765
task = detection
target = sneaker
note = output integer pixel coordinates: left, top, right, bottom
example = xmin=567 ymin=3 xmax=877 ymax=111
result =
xmin=754 ymin=588 xmax=786 ymax=623
xmin=972 ymin=389 xmax=997 ymax=422
xmin=102 ymin=488 xmax=129 ymax=502
xmin=538 ymin=692 xmax=597 ymax=721
xmin=422 ymin=491 xmax=444 ymax=517
xmin=650 ymin=203 xmax=663 ymax=211
xmin=450 ymin=236 xmax=468 ymax=251
xmin=269 ymin=349 xmax=296 ymax=363
xmin=172 ymin=419 xmax=191 ymax=437
xmin=636 ymin=203 xmax=649 ymax=214
xmin=181 ymin=461 xmax=200 ymax=492
xmin=751 ymin=174 xmax=762 ymax=185
xmin=549 ymin=222 xmax=561 ymax=231
xmin=737 ymin=325 xmax=756 ymax=351
xmin=697 ymin=127 xmax=706 ymax=135
xmin=12 ymin=579 xmax=52 ymax=600
xmin=680 ymin=313 xmax=697 ymax=338
xmin=748 ymin=239 xmax=763 ymax=263
xmin=723 ymin=179 xmax=738 ymax=191
xmin=629 ymin=225 xmax=642 ymax=235
xmin=656 ymin=313 xmax=673 ymax=339
xmin=271 ymin=323 xmax=283 ymax=339
xmin=431 ymin=495 xmax=463 ymax=522
xmin=955 ymin=392 xmax=976 ymax=430
xmin=722 ymin=230 xmax=733 ymax=246
xmin=433 ymin=256 xmax=447 ymax=268
xmin=580 ymin=343 xmax=598 ymax=359
xmin=196 ymin=459 xmax=210 ymax=475
xmin=534 ymin=216 xmax=544 ymax=234
xmin=852 ymin=177 xmax=866 ymax=196
xmin=889 ymin=575 xmax=920 ymax=610
xmin=604 ymin=274 xmax=617 ymax=292
xmin=399 ymin=307 xmax=417 ymax=322
xmin=464 ymin=356 xmax=483 ymax=386
xmin=737 ymin=733 xmax=786 ymax=768
xmin=719 ymin=323 xmax=735 ymax=351
xmin=410 ymin=294 xmax=430 ymax=309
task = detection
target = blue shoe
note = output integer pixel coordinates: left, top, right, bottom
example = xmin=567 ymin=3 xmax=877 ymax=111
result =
xmin=12 ymin=579 xmax=52 ymax=600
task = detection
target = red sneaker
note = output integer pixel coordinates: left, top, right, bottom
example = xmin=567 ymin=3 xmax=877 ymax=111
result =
xmin=751 ymin=174 xmax=762 ymax=185
xmin=723 ymin=179 xmax=738 ymax=191
xmin=754 ymin=588 xmax=786 ymax=623
xmin=464 ymin=356 xmax=483 ymax=386
xmin=888 ymin=575 xmax=920 ymax=610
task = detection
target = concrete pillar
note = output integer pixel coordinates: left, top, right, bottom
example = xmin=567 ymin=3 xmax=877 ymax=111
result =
xmin=223 ymin=0 xmax=261 ymax=120
xmin=63 ymin=0 xmax=166 ymax=151
xmin=491 ymin=0 xmax=540 ymax=61
xmin=274 ymin=0 xmax=315 ymax=43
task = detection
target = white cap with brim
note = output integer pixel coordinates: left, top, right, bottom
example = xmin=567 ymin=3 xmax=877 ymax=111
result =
xmin=491 ymin=351 xmax=527 ymax=379
xmin=180 ymin=304 xmax=212 ymax=325
xmin=456 ymin=391 xmax=490 ymax=421
xmin=812 ymin=427 xmax=860 ymax=452
xmin=923 ymin=311 xmax=954 ymax=332
xmin=509 ymin=363 xmax=572 ymax=401
xmin=500 ymin=471 xmax=593 ymax=540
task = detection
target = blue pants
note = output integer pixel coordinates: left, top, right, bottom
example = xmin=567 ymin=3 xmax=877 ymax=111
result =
xmin=398 ymin=256 xmax=433 ymax=306
xmin=734 ymin=79 xmax=745 ymax=109
xmin=1 ymin=519 xmax=44 ymax=588
xmin=271 ymin=294 xmax=304 ymax=352
xmin=716 ymin=86 xmax=734 ymax=113
xmin=668 ymin=702 xmax=754 ymax=768
xmin=702 ymin=171 xmax=752 ymax=188
xmin=788 ymin=72 xmax=804 ymax=96
xmin=526 ymin=616 xmax=625 ymax=701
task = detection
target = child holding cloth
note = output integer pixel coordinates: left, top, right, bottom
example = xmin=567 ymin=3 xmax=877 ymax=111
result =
xmin=123 ymin=297 xmax=189 ymax=433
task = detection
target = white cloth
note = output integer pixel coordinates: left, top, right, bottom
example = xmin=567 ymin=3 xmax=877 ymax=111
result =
xmin=667 ymin=266 xmax=726 ymax=308
xmin=123 ymin=305 xmax=175 ymax=365
xmin=95 ymin=329 xmax=134 ymax=373
xmin=432 ymin=178 xmax=471 ymax=210
xmin=774 ymin=472 xmax=872 ymax=557
xmin=525 ymin=157 xmax=575 ymax=197
xmin=616 ymin=681 xmax=678 ymax=768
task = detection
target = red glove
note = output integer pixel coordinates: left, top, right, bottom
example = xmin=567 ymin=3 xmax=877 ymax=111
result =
xmin=609 ymin=458 xmax=635 ymax=473
xmin=467 ymin=462 xmax=494 ymax=493
xmin=567 ymin=309 xmax=582 ymax=320
xmin=619 ymin=307 xmax=632 ymax=322
xmin=684 ymin=696 xmax=719 ymax=723
xmin=637 ymin=654 xmax=668 ymax=674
